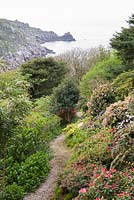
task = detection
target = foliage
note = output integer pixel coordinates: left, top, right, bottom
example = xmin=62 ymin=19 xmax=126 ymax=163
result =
xmin=80 ymin=56 xmax=122 ymax=99
xmin=73 ymin=130 xmax=112 ymax=166
xmin=110 ymin=14 xmax=134 ymax=69
xmin=50 ymin=78 xmax=79 ymax=122
xmin=5 ymin=151 xmax=50 ymax=192
xmin=64 ymin=123 xmax=89 ymax=147
xmin=75 ymin=167 xmax=134 ymax=200
xmin=34 ymin=96 xmax=51 ymax=114
xmin=112 ymin=70 xmax=134 ymax=100
xmin=1 ymin=183 xmax=25 ymax=200
xmin=87 ymin=83 xmax=115 ymax=117
xmin=21 ymin=57 xmax=67 ymax=98
xmin=17 ymin=151 xmax=50 ymax=191
xmin=0 ymin=70 xmax=30 ymax=99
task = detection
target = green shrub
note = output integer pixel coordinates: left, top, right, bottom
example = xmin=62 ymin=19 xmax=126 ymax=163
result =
xmin=51 ymin=78 xmax=79 ymax=123
xmin=112 ymin=70 xmax=134 ymax=100
xmin=6 ymin=151 xmax=50 ymax=192
xmin=80 ymin=56 xmax=122 ymax=99
xmin=22 ymin=111 xmax=61 ymax=142
xmin=1 ymin=183 xmax=25 ymax=200
xmin=0 ymin=70 xmax=30 ymax=99
xmin=35 ymin=96 xmax=51 ymax=115
xmin=64 ymin=123 xmax=89 ymax=147
xmin=0 ymin=95 xmax=32 ymax=154
xmin=87 ymin=83 xmax=115 ymax=117
xmin=17 ymin=151 xmax=50 ymax=191
xmin=74 ymin=130 xmax=112 ymax=166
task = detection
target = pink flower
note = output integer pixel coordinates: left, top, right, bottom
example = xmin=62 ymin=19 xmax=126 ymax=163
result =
xmin=101 ymin=167 xmax=107 ymax=173
xmin=95 ymin=198 xmax=101 ymax=200
xmin=79 ymin=188 xmax=87 ymax=193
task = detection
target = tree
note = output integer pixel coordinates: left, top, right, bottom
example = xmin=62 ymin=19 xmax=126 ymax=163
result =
xmin=50 ymin=78 xmax=79 ymax=123
xmin=21 ymin=57 xmax=67 ymax=98
xmin=56 ymin=47 xmax=111 ymax=84
xmin=110 ymin=14 xmax=134 ymax=69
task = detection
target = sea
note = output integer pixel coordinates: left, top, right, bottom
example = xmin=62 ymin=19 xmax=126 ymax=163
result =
xmin=43 ymin=37 xmax=111 ymax=56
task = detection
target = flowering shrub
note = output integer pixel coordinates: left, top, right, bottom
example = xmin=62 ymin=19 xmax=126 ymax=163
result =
xmin=74 ymin=130 xmax=112 ymax=166
xmin=87 ymin=83 xmax=115 ymax=117
xmin=60 ymin=162 xmax=98 ymax=195
xmin=102 ymin=96 xmax=132 ymax=127
xmin=74 ymin=167 xmax=134 ymax=200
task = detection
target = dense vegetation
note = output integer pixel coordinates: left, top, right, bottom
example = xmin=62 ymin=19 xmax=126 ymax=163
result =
xmin=0 ymin=68 xmax=61 ymax=199
xmin=54 ymin=14 xmax=134 ymax=200
xmin=0 ymin=14 xmax=134 ymax=200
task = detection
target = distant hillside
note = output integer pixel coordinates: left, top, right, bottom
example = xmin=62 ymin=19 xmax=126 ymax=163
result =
xmin=0 ymin=19 xmax=75 ymax=69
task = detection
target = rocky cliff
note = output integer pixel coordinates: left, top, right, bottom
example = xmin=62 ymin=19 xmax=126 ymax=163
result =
xmin=0 ymin=19 xmax=75 ymax=69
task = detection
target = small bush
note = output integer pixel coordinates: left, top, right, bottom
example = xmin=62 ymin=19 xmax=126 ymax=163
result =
xmin=1 ymin=183 xmax=25 ymax=200
xmin=6 ymin=151 xmax=50 ymax=191
xmin=18 ymin=151 xmax=50 ymax=191
xmin=64 ymin=123 xmax=89 ymax=147
xmin=87 ymin=83 xmax=115 ymax=117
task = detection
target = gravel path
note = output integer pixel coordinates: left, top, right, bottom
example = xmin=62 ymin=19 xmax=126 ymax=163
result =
xmin=24 ymin=134 xmax=71 ymax=200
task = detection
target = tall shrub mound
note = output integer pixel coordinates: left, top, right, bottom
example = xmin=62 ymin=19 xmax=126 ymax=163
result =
xmin=50 ymin=78 xmax=79 ymax=123
xmin=87 ymin=83 xmax=115 ymax=117
xmin=102 ymin=96 xmax=133 ymax=127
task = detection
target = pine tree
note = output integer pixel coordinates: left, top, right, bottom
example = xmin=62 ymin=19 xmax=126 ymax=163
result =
xmin=110 ymin=14 xmax=134 ymax=69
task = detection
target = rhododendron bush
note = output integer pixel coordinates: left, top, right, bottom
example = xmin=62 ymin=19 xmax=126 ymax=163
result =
xmin=74 ymin=167 xmax=134 ymax=200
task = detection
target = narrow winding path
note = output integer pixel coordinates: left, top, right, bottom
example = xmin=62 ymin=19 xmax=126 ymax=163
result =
xmin=24 ymin=135 xmax=71 ymax=200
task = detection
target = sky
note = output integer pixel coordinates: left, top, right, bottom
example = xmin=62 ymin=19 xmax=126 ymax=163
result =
xmin=0 ymin=0 xmax=134 ymax=40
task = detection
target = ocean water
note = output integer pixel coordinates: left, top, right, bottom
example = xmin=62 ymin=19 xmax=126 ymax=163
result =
xmin=43 ymin=38 xmax=110 ymax=56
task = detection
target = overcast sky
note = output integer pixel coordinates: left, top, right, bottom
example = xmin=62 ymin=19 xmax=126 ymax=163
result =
xmin=0 ymin=0 xmax=134 ymax=39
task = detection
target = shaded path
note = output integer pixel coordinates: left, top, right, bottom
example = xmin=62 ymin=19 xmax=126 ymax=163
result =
xmin=24 ymin=135 xmax=71 ymax=200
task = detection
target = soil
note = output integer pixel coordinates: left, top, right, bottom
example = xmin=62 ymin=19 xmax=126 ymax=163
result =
xmin=24 ymin=134 xmax=71 ymax=200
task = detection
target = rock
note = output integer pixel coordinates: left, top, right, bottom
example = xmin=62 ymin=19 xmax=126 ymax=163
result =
xmin=0 ymin=19 xmax=75 ymax=69
xmin=59 ymin=32 xmax=76 ymax=41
